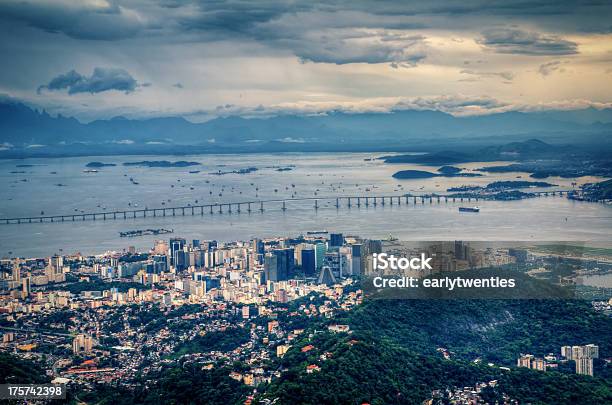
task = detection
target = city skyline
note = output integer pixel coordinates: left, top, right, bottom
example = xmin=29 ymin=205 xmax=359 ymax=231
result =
xmin=1 ymin=233 xmax=609 ymax=403
xmin=1 ymin=2 xmax=611 ymax=403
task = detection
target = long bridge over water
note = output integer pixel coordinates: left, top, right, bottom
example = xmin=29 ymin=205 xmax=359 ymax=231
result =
xmin=0 ymin=191 xmax=573 ymax=225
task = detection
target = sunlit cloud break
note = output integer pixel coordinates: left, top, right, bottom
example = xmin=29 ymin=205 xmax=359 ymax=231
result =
xmin=196 ymin=96 xmax=612 ymax=119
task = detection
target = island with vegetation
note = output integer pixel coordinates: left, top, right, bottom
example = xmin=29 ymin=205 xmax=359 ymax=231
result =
xmin=119 ymin=228 xmax=173 ymax=238
xmin=478 ymin=160 xmax=612 ymax=179
xmin=569 ymin=179 xmax=612 ymax=201
xmin=381 ymin=139 xmax=612 ymax=180
xmin=86 ymin=161 xmax=117 ymax=168
xmin=393 ymin=166 xmax=481 ymax=179
xmin=123 ymin=161 xmax=201 ymax=168
xmin=382 ymin=151 xmax=475 ymax=165
xmin=445 ymin=180 xmax=557 ymax=199
xmin=392 ymin=169 xmax=439 ymax=179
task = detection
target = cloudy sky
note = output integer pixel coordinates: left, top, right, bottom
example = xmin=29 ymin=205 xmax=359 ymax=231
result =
xmin=1 ymin=0 xmax=611 ymax=121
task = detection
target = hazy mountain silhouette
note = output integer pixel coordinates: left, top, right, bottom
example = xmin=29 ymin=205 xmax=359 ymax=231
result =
xmin=1 ymin=99 xmax=611 ymax=157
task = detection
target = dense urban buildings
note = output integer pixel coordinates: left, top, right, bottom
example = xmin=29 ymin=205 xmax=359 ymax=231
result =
xmin=0 ymin=235 xmax=609 ymax=402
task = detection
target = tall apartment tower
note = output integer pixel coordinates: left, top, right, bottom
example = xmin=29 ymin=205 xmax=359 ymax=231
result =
xmin=73 ymin=334 xmax=94 ymax=354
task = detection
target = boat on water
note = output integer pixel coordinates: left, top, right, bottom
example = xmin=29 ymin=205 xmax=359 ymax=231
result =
xmin=307 ymin=230 xmax=328 ymax=235
xmin=459 ymin=206 xmax=480 ymax=213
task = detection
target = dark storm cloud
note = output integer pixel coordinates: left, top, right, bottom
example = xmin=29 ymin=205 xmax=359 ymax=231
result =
xmin=177 ymin=0 xmax=306 ymax=34
xmin=0 ymin=0 xmax=144 ymax=40
xmin=38 ymin=68 xmax=138 ymax=95
xmin=167 ymin=0 xmax=606 ymax=65
xmin=2 ymin=1 xmax=611 ymax=44
xmin=0 ymin=0 xmax=608 ymax=66
xmin=174 ymin=0 xmax=612 ymax=34
xmin=1 ymin=0 xmax=611 ymax=121
xmin=286 ymin=31 xmax=427 ymax=65
xmin=478 ymin=28 xmax=578 ymax=55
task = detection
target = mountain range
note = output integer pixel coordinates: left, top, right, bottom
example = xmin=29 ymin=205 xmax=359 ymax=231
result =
xmin=1 ymin=99 xmax=611 ymax=157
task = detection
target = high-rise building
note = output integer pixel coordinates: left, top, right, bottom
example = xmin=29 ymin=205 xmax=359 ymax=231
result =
xmin=73 ymin=334 xmax=94 ymax=354
xmin=301 ymin=248 xmax=316 ymax=276
xmin=561 ymin=344 xmax=599 ymax=376
xmin=264 ymin=253 xmax=278 ymax=282
xmin=11 ymin=260 xmax=20 ymax=282
xmin=454 ymin=241 xmax=470 ymax=262
xmin=150 ymin=255 xmax=168 ymax=274
xmin=169 ymin=238 xmax=186 ymax=271
xmin=351 ymin=244 xmax=363 ymax=276
xmin=329 ymin=233 xmax=344 ymax=248
xmin=583 ymin=344 xmax=599 ymax=358
xmin=50 ymin=255 xmax=63 ymax=273
xmin=314 ymin=242 xmax=326 ymax=270
xmin=367 ymin=239 xmax=383 ymax=254
xmin=252 ymin=238 xmax=264 ymax=266
xmin=324 ymin=250 xmax=349 ymax=278
xmin=561 ymin=346 xmax=573 ymax=359
xmin=276 ymin=248 xmax=293 ymax=279
xmin=264 ymin=248 xmax=294 ymax=281
xmin=294 ymin=244 xmax=304 ymax=266
xmin=532 ymin=358 xmax=546 ymax=371
xmin=517 ymin=354 xmax=533 ymax=368
xmin=117 ymin=262 xmax=144 ymax=278
xmin=21 ymin=277 xmax=31 ymax=298
xmin=576 ymin=357 xmax=594 ymax=376
xmin=517 ymin=354 xmax=547 ymax=371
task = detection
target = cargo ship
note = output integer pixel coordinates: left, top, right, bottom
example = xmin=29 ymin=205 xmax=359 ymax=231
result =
xmin=459 ymin=206 xmax=480 ymax=213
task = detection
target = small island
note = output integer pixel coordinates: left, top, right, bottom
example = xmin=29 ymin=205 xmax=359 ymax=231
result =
xmin=485 ymin=180 xmax=556 ymax=191
xmin=447 ymin=185 xmax=482 ymax=192
xmin=211 ymin=167 xmax=258 ymax=175
xmin=86 ymin=161 xmax=117 ymax=168
xmin=392 ymin=170 xmax=439 ymax=179
xmin=444 ymin=180 xmax=559 ymax=201
xmin=437 ymin=165 xmax=462 ymax=175
xmin=392 ymin=167 xmax=482 ymax=179
xmin=123 ymin=161 xmax=200 ymax=168
xmin=448 ymin=181 xmax=556 ymax=193
xmin=119 ymin=228 xmax=174 ymax=238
